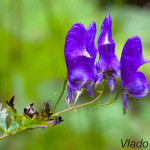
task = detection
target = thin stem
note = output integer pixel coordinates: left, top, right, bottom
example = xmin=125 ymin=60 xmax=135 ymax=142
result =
xmin=0 ymin=134 xmax=10 ymax=140
xmin=113 ymin=87 xmax=124 ymax=102
xmin=54 ymin=91 xmax=103 ymax=116
xmin=0 ymin=124 xmax=45 ymax=141
xmin=53 ymin=79 xmax=106 ymax=116
xmin=52 ymin=78 xmax=68 ymax=113
xmin=0 ymin=127 xmax=24 ymax=141
xmin=92 ymin=87 xmax=124 ymax=106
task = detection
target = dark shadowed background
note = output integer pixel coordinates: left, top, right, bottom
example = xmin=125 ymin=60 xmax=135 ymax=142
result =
xmin=0 ymin=0 xmax=150 ymax=149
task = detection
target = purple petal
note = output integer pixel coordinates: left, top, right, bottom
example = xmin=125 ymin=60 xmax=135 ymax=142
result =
xmin=98 ymin=14 xmax=115 ymax=54
xmin=67 ymin=83 xmax=72 ymax=99
xmin=65 ymin=23 xmax=89 ymax=58
xmin=66 ymin=83 xmax=75 ymax=105
xmin=106 ymin=74 xmax=116 ymax=93
xmin=72 ymin=91 xmax=75 ymax=104
xmin=95 ymin=72 xmax=103 ymax=88
xmin=66 ymin=96 xmax=71 ymax=105
xmin=122 ymin=92 xmax=130 ymax=114
xmin=96 ymin=56 xmax=109 ymax=73
xmin=65 ymin=23 xmax=97 ymax=91
xmin=85 ymin=85 xmax=94 ymax=98
xmin=86 ymin=22 xmax=97 ymax=60
xmin=96 ymin=52 xmax=120 ymax=75
xmin=93 ymin=67 xmax=98 ymax=83
xmin=68 ymin=64 xmax=90 ymax=91
xmin=67 ymin=55 xmax=97 ymax=91
xmin=111 ymin=54 xmax=120 ymax=77
xmin=121 ymin=36 xmax=150 ymax=86
xmin=124 ymin=72 xmax=149 ymax=98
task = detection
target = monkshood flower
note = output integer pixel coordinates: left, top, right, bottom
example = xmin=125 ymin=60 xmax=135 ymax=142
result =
xmin=96 ymin=14 xmax=120 ymax=93
xmin=120 ymin=36 xmax=150 ymax=114
xmin=65 ymin=22 xmax=97 ymax=105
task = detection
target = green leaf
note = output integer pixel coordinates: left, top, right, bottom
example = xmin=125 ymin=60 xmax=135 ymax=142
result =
xmin=21 ymin=114 xmax=37 ymax=128
xmin=8 ymin=118 xmax=20 ymax=133
xmin=0 ymin=103 xmax=8 ymax=133
xmin=0 ymin=97 xmax=63 ymax=140
xmin=7 ymin=97 xmax=63 ymax=130
xmin=6 ymin=96 xmax=22 ymax=126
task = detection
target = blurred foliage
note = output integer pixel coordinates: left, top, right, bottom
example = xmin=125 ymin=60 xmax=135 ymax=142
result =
xmin=0 ymin=0 xmax=150 ymax=149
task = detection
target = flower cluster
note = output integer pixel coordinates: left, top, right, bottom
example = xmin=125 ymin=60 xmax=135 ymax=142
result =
xmin=64 ymin=14 xmax=149 ymax=113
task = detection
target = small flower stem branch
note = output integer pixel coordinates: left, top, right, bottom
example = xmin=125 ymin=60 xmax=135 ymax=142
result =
xmin=53 ymin=79 xmax=106 ymax=116
xmin=113 ymin=87 xmax=124 ymax=102
xmin=0 ymin=124 xmax=46 ymax=141
xmin=0 ymin=127 xmax=25 ymax=141
xmin=0 ymin=133 xmax=10 ymax=140
xmin=92 ymin=87 xmax=124 ymax=106
xmin=52 ymin=78 xmax=68 ymax=113
xmin=54 ymin=91 xmax=103 ymax=116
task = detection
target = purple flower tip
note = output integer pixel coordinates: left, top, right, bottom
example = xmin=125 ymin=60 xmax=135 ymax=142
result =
xmin=96 ymin=14 xmax=120 ymax=93
xmin=102 ymin=14 xmax=112 ymax=30
xmin=120 ymin=36 xmax=150 ymax=113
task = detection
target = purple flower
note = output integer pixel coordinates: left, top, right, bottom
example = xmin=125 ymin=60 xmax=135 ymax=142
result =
xmin=120 ymin=36 xmax=150 ymax=114
xmin=64 ymin=22 xmax=97 ymax=105
xmin=96 ymin=14 xmax=120 ymax=93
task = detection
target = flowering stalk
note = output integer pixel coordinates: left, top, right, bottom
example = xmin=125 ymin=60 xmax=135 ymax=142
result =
xmin=0 ymin=78 xmax=122 ymax=141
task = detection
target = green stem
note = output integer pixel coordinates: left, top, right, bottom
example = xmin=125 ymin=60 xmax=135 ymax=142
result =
xmin=53 ymin=79 xmax=106 ymax=116
xmin=54 ymin=91 xmax=102 ymax=116
xmin=0 ymin=133 xmax=10 ymax=140
xmin=113 ymin=87 xmax=124 ymax=102
xmin=52 ymin=78 xmax=68 ymax=113
xmin=93 ymin=87 xmax=124 ymax=106
xmin=0 ymin=124 xmax=48 ymax=141
xmin=0 ymin=127 xmax=25 ymax=141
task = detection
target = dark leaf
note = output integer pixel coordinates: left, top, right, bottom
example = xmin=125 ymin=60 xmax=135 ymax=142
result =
xmin=54 ymin=116 xmax=63 ymax=125
xmin=24 ymin=103 xmax=38 ymax=118
xmin=42 ymin=100 xmax=53 ymax=118
xmin=6 ymin=96 xmax=16 ymax=112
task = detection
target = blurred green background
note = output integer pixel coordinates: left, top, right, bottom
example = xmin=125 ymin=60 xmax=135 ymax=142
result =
xmin=0 ymin=0 xmax=150 ymax=149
